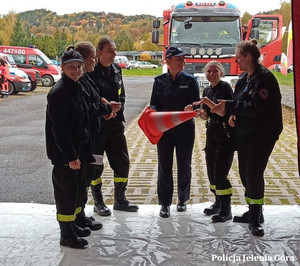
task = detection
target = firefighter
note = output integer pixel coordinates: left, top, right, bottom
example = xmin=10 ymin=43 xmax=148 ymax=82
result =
xmin=211 ymin=39 xmax=283 ymax=236
xmin=46 ymin=50 xmax=90 ymax=249
xmin=89 ymin=36 xmax=138 ymax=216
xmin=193 ymin=61 xmax=235 ymax=223
xmin=150 ymin=47 xmax=200 ymax=218
xmin=68 ymin=42 xmax=121 ymax=227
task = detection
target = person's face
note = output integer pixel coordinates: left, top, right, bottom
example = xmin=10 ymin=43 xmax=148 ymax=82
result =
xmin=84 ymin=49 xmax=97 ymax=72
xmin=98 ymin=42 xmax=117 ymax=66
xmin=62 ymin=61 xmax=83 ymax=81
xmin=167 ymin=55 xmax=186 ymax=73
xmin=235 ymin=52 xmax=251 ymax=72
xmin=205 ymin=65 xmax=223 ymax=86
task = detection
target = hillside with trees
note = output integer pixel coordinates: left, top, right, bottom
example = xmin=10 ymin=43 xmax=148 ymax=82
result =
xmin=0 ymin=9 xmax=162 ymax=59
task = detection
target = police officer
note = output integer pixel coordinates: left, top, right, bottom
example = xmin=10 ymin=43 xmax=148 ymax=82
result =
xmin=211 ymin=39 xmax=283 ymax=236
xmin=150 ymin=47 xmax=200 ymax=218
xmin=194 ymin=61 xmax=235 ymax=223
xmin=89 ymin=36 xmax=138 ymax=215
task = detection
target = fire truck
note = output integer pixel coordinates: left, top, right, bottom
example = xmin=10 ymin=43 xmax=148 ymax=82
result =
xmin=152 ymin=1 xmax=282 ymax=88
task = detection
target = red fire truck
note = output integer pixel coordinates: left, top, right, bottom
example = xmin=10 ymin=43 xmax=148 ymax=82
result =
xmin=152 ymin=1 xmax=282 ymax=88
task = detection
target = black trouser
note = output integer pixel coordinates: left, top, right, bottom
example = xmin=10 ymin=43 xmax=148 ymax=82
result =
xmin=91 ymin=119 xmax=129 ymax=187
xmin=236 ymin=136 xmax=276 ymax=205
xmin=52 ymin=162 xmax=87 ymax=222
xmin=205 ymin=123 xmax=234 ymax=196
xmin=157 ymin=121 xmax=195 ymax=206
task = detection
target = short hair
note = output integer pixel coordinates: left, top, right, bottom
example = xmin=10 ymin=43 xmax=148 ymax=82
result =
xmin=235 ymin=39 xmax=261 ymax=66
xmin=73 ymin=41 xmax=96 ymax=59
xmin=97 ymin=36 xmax=115 ymax=51
xmin=204 ymin=60 xmax=225 ymax=76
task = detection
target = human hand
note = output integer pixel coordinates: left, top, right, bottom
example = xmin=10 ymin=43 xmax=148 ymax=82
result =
xmin=104 ymin=112 xmax=117 ymax=120
xmin=228 ymin=115 xmax=236 ymax=127
xmin=68 ymin=159 xmax=81 ymax=170
xmin=211 ymin=100 xmax=226 ymax=116
xmin=110 ymin=101 xmax=121 ymax=113
xmin=184 ymin=104 xmax=193 ymax=111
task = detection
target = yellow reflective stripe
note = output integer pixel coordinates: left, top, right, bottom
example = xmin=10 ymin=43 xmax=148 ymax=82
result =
xmin=57 ymin=214 xmax=75 ymax=222
xmin=245 ymin=196 xmax=264 ymax=205
xmin=216 ymin=188 xmax=233 ymax=196
xmin=114 ymin=177 xmax=128 ymax=183
xmin=75 ymin=207 xmax=82 ymax=215
xmin=209 ymin=184 xmax=216 ymax=191
xmin=91 ymin=177 xmax=102 ymax=186
xmin=118 ymin=87 xmax=121 ymax=96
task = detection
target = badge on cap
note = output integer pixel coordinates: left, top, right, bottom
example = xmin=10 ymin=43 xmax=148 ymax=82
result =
xmin=258 ymin=88 xmax=269 ymax=99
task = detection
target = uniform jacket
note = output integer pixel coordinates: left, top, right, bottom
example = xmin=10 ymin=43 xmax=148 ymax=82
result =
xmin=203 ymin=80 xmax=233 ymax=123
xmin=150 ymin=71 xmax=200 ymax=112
xmin=46 ymin=74 xmax=89 ymax=165
xmin=225 ymin=65 xmax=283 ymax=146
xmin=78 ymin=72 xmax=112 ymax=134
xmin=89 ymin=62 xmax=125 ymax=123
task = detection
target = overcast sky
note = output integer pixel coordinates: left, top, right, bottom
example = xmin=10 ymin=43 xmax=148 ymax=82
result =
xmin=0 ymin=0 xmax=288 ymax=17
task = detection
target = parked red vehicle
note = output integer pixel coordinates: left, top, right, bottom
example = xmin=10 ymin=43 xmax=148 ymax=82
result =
xmin=0 ymin=45 xmax=61 ymax=87
xmin=0 ymin=52 xmax=31 ymax=94
xmin=3 ymin=53 xmax=41 ymax=91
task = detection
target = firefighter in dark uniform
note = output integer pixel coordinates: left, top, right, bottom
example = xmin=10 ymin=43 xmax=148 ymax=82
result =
xmin=69 ymin=42 xmax=121 ymax=230
xmin=211 ymin=39 xmax=283 ymax=236
xmin=89 ymin=36 xmax=138 ymax=216
xmin=46 ymin=50 xmax=90 ymax=249
xmin=194 ymin=61 xmax=235 ymax=223
xmin=150 ymin=47 xmax=200 ymax=218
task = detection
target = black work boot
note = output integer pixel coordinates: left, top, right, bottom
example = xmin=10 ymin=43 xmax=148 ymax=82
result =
xmin=59 ymin=221 xmax=88 ymax=249
xmin=72 ymin=222 xmax=91 ymax=237
xmin=211 ymin=195 xmax=232 ymax=223
xmin=233 ymin=209 xmax=264 ymax=223
xmin=248 ymin=204 xmax=264 ymax=237
xmin=113 ymin=182 xmax=139 ymax=212
xmin=75 ymin=209 xmax=103 ymax=231
xmin=91 ymin=183 xmax=111 ymax=216
xmin=203 ymin=196 xmax=220 ymax=216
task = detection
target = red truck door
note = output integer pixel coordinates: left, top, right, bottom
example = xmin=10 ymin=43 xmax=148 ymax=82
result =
xmin=247 ymin=15 xmax=283 ymax=69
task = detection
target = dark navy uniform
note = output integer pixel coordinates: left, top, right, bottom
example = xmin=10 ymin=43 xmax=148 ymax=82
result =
xmin=150 ymin=71 xmax=200 ymax=206
xmin=225 ymin=65 xmax=283 ymax=205
xmin=202 ymin=80 xmax=235 ymax=197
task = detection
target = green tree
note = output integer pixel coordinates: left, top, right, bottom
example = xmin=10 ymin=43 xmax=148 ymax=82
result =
xmin=10 ymin=18 xmax=29 ymax=46
xmin=241 ymin=12 xmax=252 ymax=26
xmin=115 ymin=30 xmax=133 ymax=51
xmin=53 ymin=29 xmax=68 ymax=57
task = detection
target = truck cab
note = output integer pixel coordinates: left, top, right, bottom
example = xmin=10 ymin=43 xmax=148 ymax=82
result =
xmin=152 ymin=1 xmax=282 ymax=89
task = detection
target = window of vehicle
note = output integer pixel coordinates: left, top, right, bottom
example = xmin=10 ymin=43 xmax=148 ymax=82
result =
xmin=12 ymin=54 xmax=26 ymax=64
xmin=29 ymin=55 xmax=45 ymax=66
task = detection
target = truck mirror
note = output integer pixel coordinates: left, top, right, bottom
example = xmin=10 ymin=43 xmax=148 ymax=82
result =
xmin=252 ymin=18 xmax=260 ymax=28
xmin=184 ymin=17 xmax=193 ymax=29
xmin=250 ymin=29 xmax=259 ymax=40
xmin=152 ymin=30 xmax=160 ymax=44
xmin=153 ymin=20 xmax=160 ymax=29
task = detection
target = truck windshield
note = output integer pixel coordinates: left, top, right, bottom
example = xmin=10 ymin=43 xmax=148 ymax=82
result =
xmin=170 ymin=16 xmax=241 ymax=46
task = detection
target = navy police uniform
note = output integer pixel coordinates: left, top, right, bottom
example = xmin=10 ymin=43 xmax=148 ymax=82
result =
xmin=225 ymin=65 xmax=283 ymax=205
xmin=150 ymin=71 xmax=200 ymax=206
xmin=202 ymin=80 xmax=235 ymax=197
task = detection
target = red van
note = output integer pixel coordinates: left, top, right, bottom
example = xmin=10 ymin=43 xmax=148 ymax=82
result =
xmin=0 ymin=45 xmax=61 ymax=87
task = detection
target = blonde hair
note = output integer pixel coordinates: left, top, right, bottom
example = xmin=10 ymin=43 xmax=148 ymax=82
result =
xmin=204 ymin=61 xmax=225 ymax=76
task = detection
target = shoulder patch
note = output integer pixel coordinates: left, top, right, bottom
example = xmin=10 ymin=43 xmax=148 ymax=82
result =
xmin=258 ymin=88 xmax=269 ymax=99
